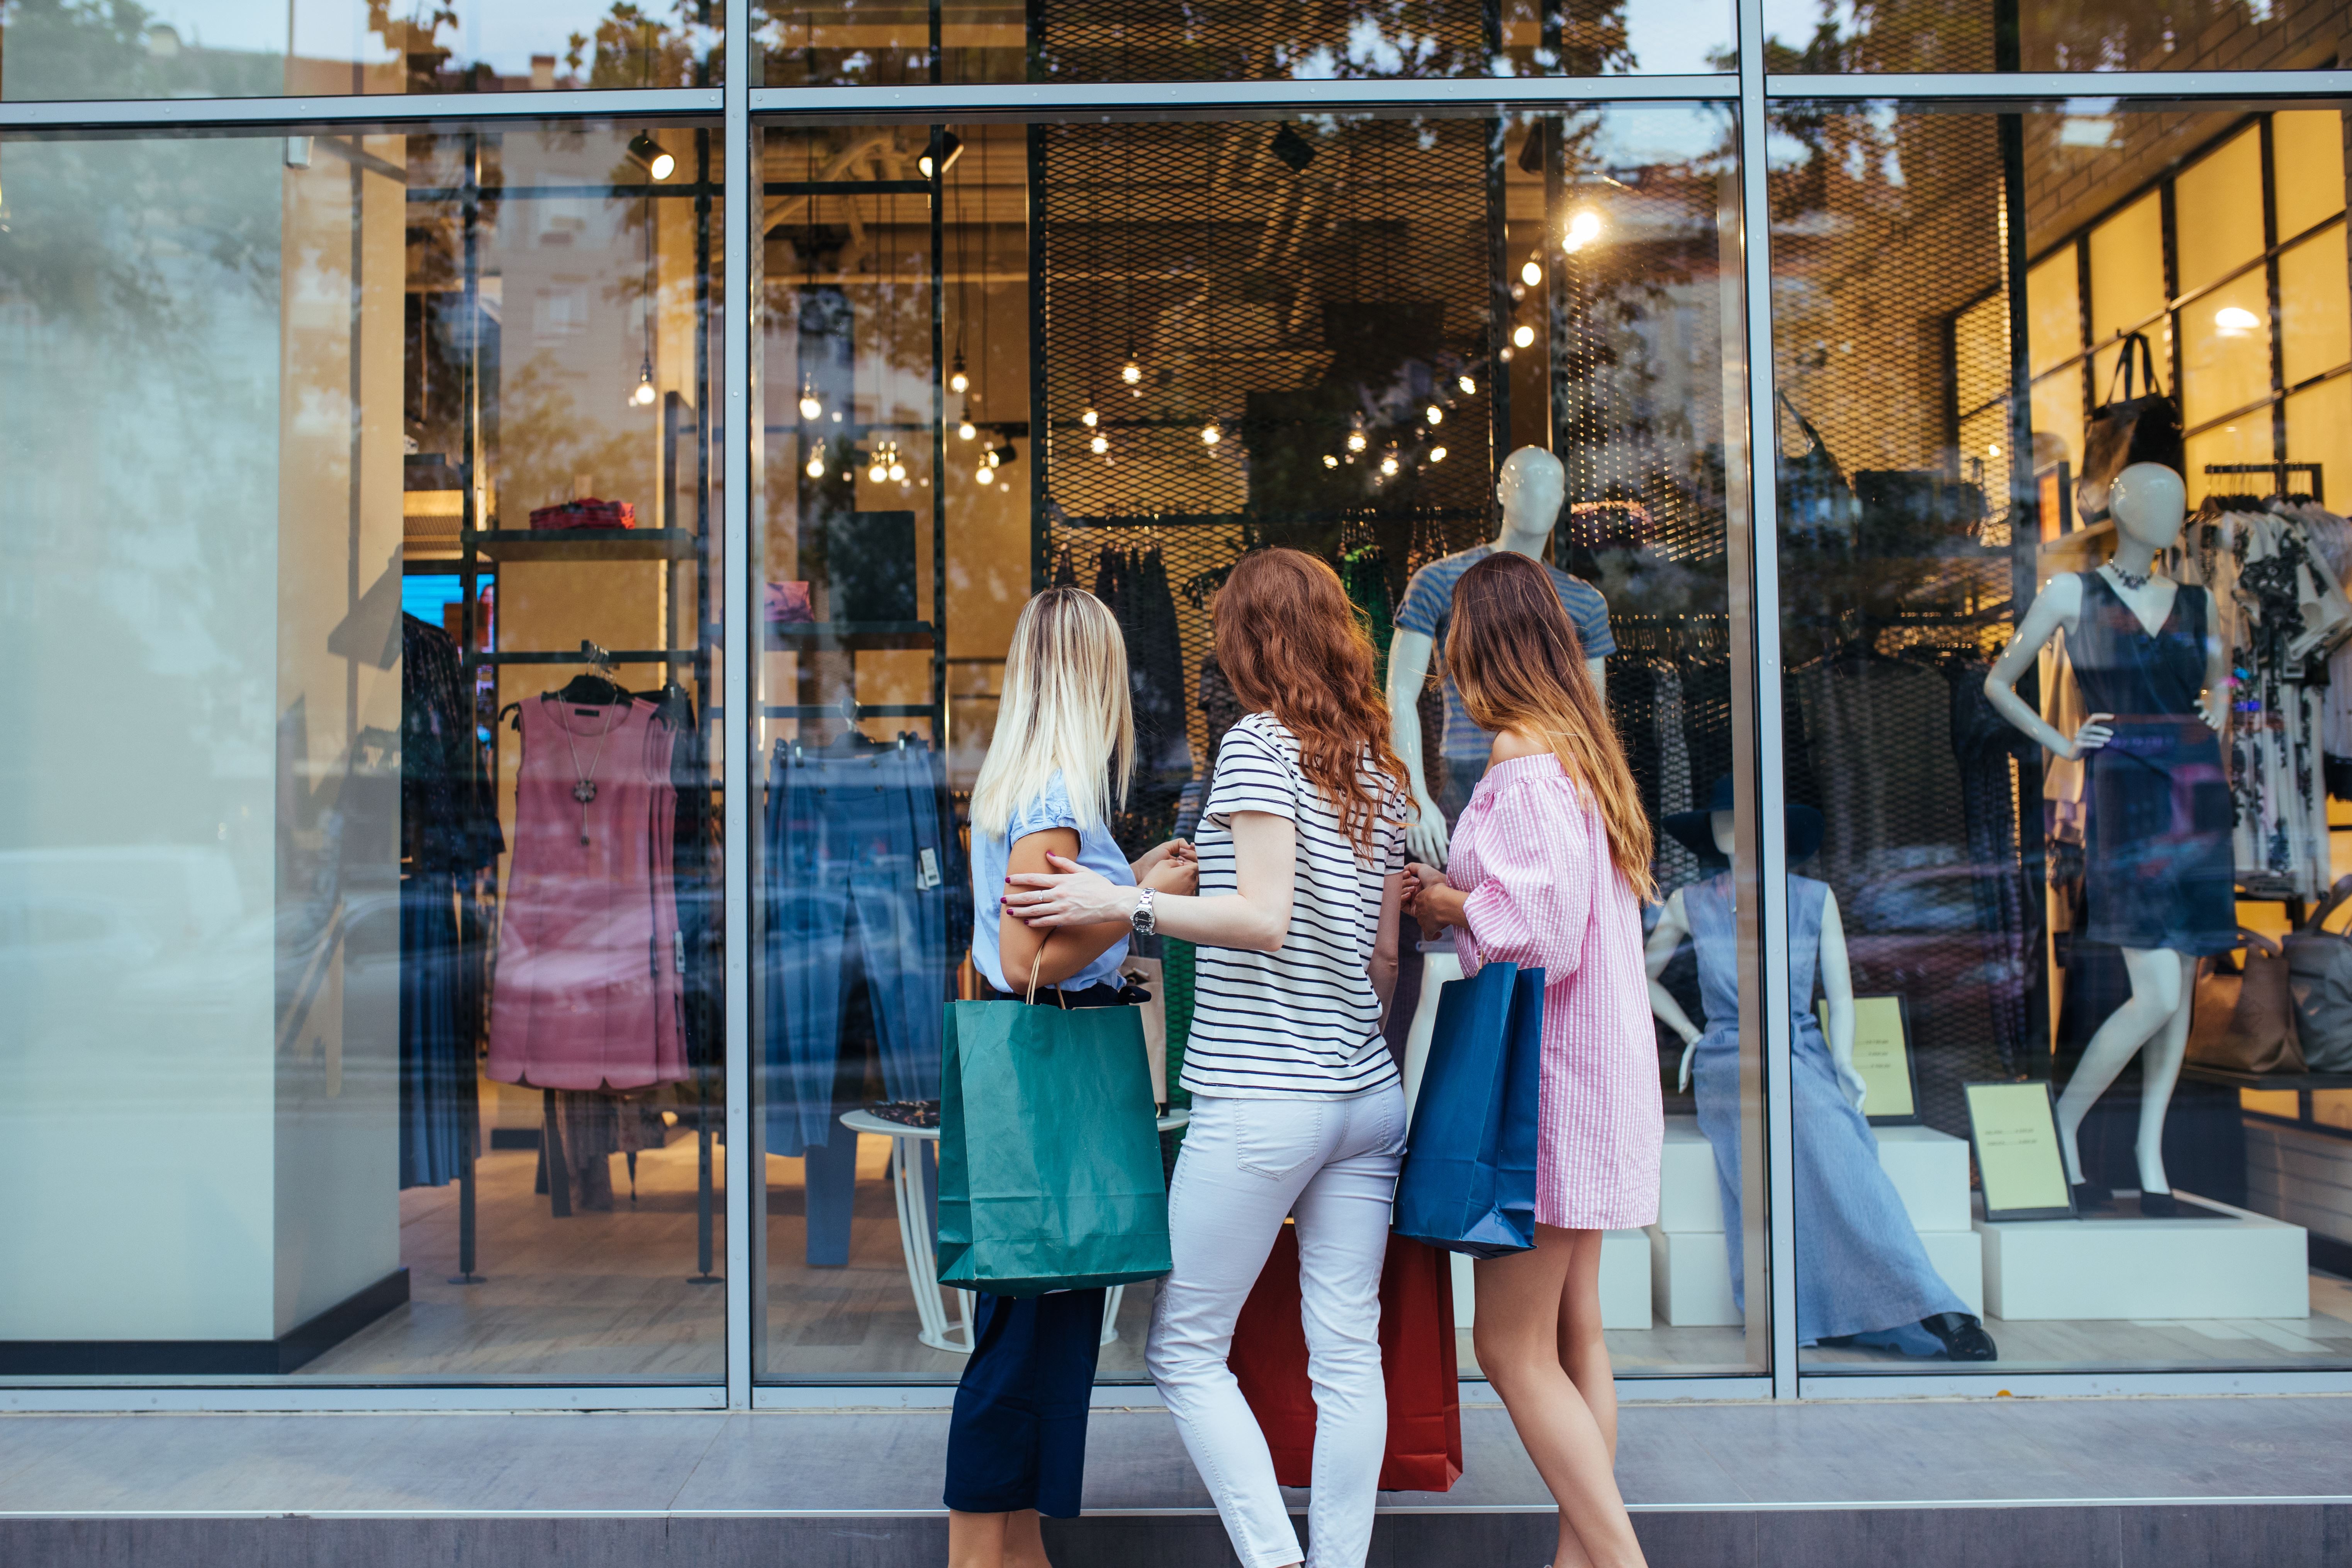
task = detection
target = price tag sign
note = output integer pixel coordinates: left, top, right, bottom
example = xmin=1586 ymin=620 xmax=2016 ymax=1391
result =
xmin=1817 ymin=995 xmax=1918 ymax=1123
xmin=1964 ymin=1081 xmax=2078 ymax=1221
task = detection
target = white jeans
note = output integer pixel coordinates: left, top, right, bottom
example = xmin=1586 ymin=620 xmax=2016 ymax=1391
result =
xmin=1145 ymin=1085 xmax=1408 ymax=1568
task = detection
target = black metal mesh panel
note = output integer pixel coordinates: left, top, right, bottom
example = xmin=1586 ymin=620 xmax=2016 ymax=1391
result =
xmin=1031 ymin=117 xmax=1503 ymax=850
xmin=1769 ymin=107 xmax=2039 ymax=1135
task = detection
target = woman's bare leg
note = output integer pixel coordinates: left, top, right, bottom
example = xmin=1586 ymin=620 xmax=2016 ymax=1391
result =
xmin=947 ymin=1508 xmax=1049 ymax=1568
xmin=1475 ymin=1227 xmax=1646 ymax=1568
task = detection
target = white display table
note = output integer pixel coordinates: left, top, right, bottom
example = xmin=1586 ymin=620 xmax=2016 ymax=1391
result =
xmin=838 ymin=1107 xmax=1190 ymax=1354
xmin=1976 ymin=1192 xmax=2306 ymax=1321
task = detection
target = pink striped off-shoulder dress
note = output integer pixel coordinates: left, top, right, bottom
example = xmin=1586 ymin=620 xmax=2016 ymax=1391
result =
xmin=1448 ymin=753 xmax=1662 ymax=1230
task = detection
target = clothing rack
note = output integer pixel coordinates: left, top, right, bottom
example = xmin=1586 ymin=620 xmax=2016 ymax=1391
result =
xmin=2206 ymin=461 xmax=2324 ymax=504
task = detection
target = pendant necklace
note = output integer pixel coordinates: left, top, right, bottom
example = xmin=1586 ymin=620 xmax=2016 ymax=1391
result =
xmin=2104 ymin=560 xmax=2154 ymax=591
xmin=557 ymin=699 xmax=625 ymax=847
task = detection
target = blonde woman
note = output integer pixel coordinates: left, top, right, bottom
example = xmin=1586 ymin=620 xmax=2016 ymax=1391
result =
xmin=947 ymin=585 xmax=1196 ymax=1568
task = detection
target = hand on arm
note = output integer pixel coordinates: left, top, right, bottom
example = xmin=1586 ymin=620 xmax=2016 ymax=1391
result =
xmin=1400 ymin=861 xmax=1466 ymax=933
xmin=1984 ymin=575 xmax=2112 ymax=759
xmin=1003 ymin=811 xmax=1295 ymax=954
xmin=995 ymin=829 xmax=1129 ymax=989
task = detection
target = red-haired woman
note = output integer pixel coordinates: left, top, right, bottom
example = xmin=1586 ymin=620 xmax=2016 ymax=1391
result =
xmin=1403 ymin=550 xmax=1658 ymax=1568
xmin=1007 ymin=547 xmax=1410 ymax=1568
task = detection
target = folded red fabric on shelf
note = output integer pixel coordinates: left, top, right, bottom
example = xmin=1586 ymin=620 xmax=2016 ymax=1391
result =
xmin=528 ymin=498 xmax=637 ymax=530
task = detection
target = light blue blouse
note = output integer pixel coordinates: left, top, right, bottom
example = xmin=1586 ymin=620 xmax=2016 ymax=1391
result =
xmin=969 ymin=771 xmax=1136 ymax=995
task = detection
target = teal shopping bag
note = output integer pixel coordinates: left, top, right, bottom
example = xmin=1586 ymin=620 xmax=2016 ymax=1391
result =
xmin=936 ymin=994 xmax=1173 ymax=1296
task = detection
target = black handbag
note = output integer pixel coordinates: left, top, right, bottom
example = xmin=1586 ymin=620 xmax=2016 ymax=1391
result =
xmin=2076 ymin=331 xmax=2184 ymax=524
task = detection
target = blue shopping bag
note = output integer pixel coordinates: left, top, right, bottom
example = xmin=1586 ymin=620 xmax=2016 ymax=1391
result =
xmin=1391 ymin=961 xmax=1545 ymax=1259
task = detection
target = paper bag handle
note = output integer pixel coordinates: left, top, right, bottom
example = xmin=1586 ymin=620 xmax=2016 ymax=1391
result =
xmin=1024 ymin=936 xmax=1069 ymax=1009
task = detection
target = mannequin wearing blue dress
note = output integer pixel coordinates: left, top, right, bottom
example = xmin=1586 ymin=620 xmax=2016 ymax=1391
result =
xmin=1646 ymin=780 xmax=1995 ymax=1359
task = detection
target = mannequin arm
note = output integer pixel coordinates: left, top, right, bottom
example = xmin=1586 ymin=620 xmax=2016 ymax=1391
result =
xmin=1645 ymin=891 xmax=1704 ymax=1090
xmin=2201 ymin=592 xmax=2230 ymax=731
xmin=1984 ymin=575 xmax=2109 ymax=759
xmin=1817 ymin=889 xmax=1865 ymax=1111
xmin=1587 ymin=655 xmax=1606 ymax=703
xmin=1387 ymin=628 xmax=1451 ymax=865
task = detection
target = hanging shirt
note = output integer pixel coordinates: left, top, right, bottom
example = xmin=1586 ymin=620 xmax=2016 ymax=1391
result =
xmin=1395 ymin=543 xmax=1616 ymax=759
xmin=970 ymin=770 xmax=1135 ymax=996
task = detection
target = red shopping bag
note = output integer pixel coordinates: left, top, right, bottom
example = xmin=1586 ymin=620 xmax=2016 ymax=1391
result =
xmin=1226 ymin=1225 xmax=1463 ymax=1492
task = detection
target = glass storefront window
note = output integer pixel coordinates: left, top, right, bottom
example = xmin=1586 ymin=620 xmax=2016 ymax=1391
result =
xmin=0 ymin=119 xmax=726 ymax=1380
xmin=0 ymin=3 xmax=720 ymax=100
xmin=750 ymin=104 xmax=1765 ymax=1383
xmin=1775 ymin=98 xmax=2352 ymax=1374
xmin=751 ymin=1 xmax=1735 ymax=88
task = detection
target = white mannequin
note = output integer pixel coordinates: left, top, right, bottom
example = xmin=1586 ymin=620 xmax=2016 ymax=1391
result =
xmin=1388 ymin=446 xmax=1609 ymax=868
xmin=1982 ymin=461 xmax=2226 ymax=1202
xmin=1643 ymin=811 xmax=1866 ymax=1110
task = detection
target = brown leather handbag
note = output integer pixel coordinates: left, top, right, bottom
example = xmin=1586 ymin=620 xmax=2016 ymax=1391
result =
xmin=2186 ymin=929 xmax=2306 ymax=1076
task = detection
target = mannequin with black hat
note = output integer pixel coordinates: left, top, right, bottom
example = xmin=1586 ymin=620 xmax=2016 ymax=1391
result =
xmin=1643 ymin=776 xmax=1996 ymax=1361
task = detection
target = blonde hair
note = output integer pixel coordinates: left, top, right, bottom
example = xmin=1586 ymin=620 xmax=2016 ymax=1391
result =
xmin=971 ymin=586 xmax=1135 ymax=840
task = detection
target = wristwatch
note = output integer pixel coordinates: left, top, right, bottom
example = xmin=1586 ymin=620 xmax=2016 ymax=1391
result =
xmin=1130 ymin=886 xmax=1157 ymax=938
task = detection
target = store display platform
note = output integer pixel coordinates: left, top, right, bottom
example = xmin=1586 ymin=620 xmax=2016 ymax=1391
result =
xmin=3 ymin=1395 xmax=2348 ymax=1566
xmin=1979 ymin=1193 xmax=2308 ymax=1322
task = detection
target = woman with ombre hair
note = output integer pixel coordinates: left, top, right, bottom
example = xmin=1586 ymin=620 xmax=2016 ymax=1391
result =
xmin=1005 ymin=547 xmax=1410 ymax=1568
xmin=1403 ymin=549 xmax=1658 ymax=1568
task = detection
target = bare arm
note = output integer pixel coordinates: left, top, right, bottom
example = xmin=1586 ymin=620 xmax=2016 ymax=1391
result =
xmin=1387 ymin=628 xmax=1450 ymax=866
xmin=996 ymin=830 xmax=1135 ymax=988
xmin=1644 ymin=891 xmax=1707 ymax=1093
xmin=1005 ymin=810 xmax=1296 ymax=954
xmin=2200 ymin=587 xmax=2230 ymax=731
xmin=1983 ymin=574 xmax=2112 ymax=760
xmin=1371 ymin=870 xmax=1404 ymax=1016
xmin=1817 ymin=889 xmax=1863 ymax=1110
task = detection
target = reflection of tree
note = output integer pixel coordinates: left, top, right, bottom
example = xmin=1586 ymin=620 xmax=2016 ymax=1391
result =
xmin=1757 ymin=0 xmax=2243 ymax=74
xmin=564 ymin=2 xmax=717 ymax=88
xmin=493 ymin=351 xmax=652 ymax=519
xmin=0 ymin=0 xmax=282 ymax=99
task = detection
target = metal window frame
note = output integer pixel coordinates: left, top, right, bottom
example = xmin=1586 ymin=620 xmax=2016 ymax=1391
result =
xmin=7 ymin=25 xmax=2352 ymax=1411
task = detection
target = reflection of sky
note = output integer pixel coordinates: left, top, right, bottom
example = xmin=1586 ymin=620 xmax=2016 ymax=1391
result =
xmin=146 ymin=2 xmax=669 ymax=73
xmin=1623 ymin=0 xmax=1737 ymax=74
xmin=1588 ymin=105 xmax=1732 ymax=170
xmin=401 ymin=573 xmax=493 ymax=623
xmin=1758 ymin=0 xmax=1853 ymax=51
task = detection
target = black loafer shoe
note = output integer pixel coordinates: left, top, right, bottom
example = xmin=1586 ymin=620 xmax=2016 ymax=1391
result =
xmin=2072 ymin=1179 xmax=2113 ymax=1211
xmin=2138 ymin=1190 xmax=2180 ymax=1218
xmin=1921 ymin=1312 xmax=1997 ymax=1361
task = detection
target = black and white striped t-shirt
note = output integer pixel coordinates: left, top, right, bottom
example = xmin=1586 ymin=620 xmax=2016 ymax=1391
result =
xmin=1181 ymin=711 xmax=1407 ymax=1100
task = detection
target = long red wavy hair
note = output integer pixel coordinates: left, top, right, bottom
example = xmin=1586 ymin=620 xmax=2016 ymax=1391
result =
xmin=1212 ymin=548 xmax=1407 ymax=859
xmin=1446 ymin=551 xmax=1657 ymax=901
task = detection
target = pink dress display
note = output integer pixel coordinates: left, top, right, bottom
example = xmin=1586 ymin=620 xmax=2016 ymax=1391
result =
xmin=1447 ymin=752 xmax=1662 ymax=1230
xmin=487 ymin=696 xmax=687 ymax=1091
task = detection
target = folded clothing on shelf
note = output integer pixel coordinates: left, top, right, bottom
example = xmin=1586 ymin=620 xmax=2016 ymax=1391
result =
xmin=528 ymin=497 xmax=637 ymax=530
xmin=765 ymin=580 xmax=815 ymax=623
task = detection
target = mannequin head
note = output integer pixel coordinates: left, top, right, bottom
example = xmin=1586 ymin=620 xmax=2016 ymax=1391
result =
xmin=2108 ymin=462 xmax=2188 ymax=552
xmin=1711 ymin=811 xmax=1733 ymax=857
xmin=1494 ymin=446 xmax=1565 ymax=548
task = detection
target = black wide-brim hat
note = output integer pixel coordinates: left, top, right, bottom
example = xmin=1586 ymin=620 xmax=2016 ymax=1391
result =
xmin=1662 ymin=774 xmax=1823 ymax=866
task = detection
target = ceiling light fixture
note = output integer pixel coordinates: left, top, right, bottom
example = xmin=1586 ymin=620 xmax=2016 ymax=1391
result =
xmin=918 ymin=131 xmax=964 ymax=181
xmin=626 ymin=132 xmax=675 ymax=181
xmin=631 ymin=358 xmax=658 ymax=407
xmin=1271 ymin=122 xmax=1317 ymax=173
xmin=948 ymin=353 xmax=969 ymax=394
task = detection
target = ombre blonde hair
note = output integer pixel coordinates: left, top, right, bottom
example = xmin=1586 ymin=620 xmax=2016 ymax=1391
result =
xmin=971 ymin=586 xmax=1135 ymax=840
xmin=1446 ymin=551 xmax=1658 ymax=902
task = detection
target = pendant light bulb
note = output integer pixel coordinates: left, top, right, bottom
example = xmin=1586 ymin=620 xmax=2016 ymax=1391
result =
xmin=868 ymin=454 xmax=888 ymax=482
xmin=1520 ymin=255 xmax=1542 ymax=287
xmin=1201 ymin=423 xmax=1221 ymax=446
xmin=1425 ymin=404 xmax=1443 ymax=425
xmin=948 ymin=354 xmax=969 ymax=395
xmin=1512 ymin=323 xmax=1536 ymax=349
xmin=1430 ymin=446 xmax=1448 ymax=463
xmin=798 ymin=380 xmax=823 ymax=421
xmin=986 ymin=448 xmax=1002 ymax=469
xmin=631 ymin=359 xmax=657 ymax=406
xmin=958 ymin=418 xmax=977 ymax=441
xmin=1498 ymin=346 xmax=1516 ymax=363
xmin=1322 ymin=454 xmax=1339 ymax=468
xmin=889 ymin=462 xmax=906 ymax=482
xmin=1081 ymin=408 xmax=1099 ymax=428
xmin=1458 ymin=374 xmax=1476 ymax=394
xmin=1381 ymin=454 xmax=1400 ymax=477
xmin=1121 ymin=359 xmax=1142 ymax=386
xmin=1091 ymin=434 xmax=1110 ymax=455
xmin=1346 ymin=429 xmax=1367 ymax=454
xmin=974 ymin=463 xmax=993 ymax=485
xmin=806 ymin=453 xmax=826 ymax=478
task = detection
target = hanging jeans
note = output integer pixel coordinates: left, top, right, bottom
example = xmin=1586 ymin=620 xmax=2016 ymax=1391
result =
xmin=1146 ymin=1086 xmax=1407 ymax=1568
xmin=764 ymin=743 xmax=950 ymax=1262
